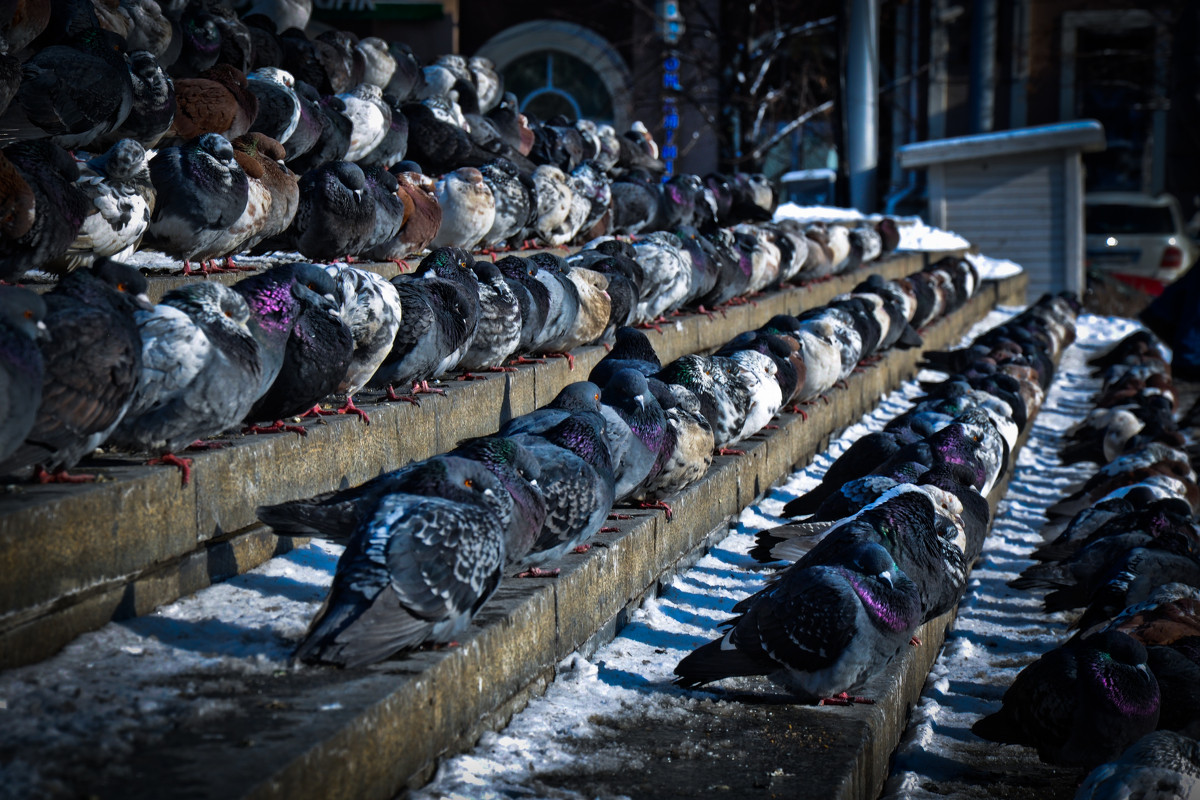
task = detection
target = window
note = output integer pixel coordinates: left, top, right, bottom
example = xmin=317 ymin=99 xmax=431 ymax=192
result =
xmin=503 ymin=51 xmax=616 ymax=123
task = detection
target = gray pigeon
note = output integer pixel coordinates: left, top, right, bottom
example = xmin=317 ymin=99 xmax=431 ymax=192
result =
xmin=458 ymin=260 xmax=522 ymax=375
xmin=295 ymin=458 xmax=511 ymax=667
xmin=0 ymin=287 xmax=47 ymax=466
xmin=109 ymin=282 xmax=264 ymax=486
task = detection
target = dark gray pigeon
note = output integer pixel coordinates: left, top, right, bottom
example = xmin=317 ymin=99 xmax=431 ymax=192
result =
xmin=294 ymin=458 xmax=511 ymax=667
xmin=458 ymin=259 xmax=522 ymax=375
xmin=0 ymin=287 xmax=47 ymax=466
xmin=0 ymin=260 xmax=150 ymax=482
xmin=368 ymin=247 xmax=480 ymax=398
xmin=674 ymin=540 xmax=921 ymax=703
xmin=144 ymin=133 xmax=249 ymax=273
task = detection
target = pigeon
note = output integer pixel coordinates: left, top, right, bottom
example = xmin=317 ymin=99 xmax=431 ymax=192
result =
xmin=607 ymin=170 xmax=660 ymax=236
xmin=674 ymin=540 xmax=921 ymax=702
xmin=972 ymin=631 xmax=1161 ymax=768
xmin=355 ymin=37 xmax=395 ymax=88
xmin=508 ymin=409 xmax=616 ymax=568
xmin=242 ymin=264 xmax=353 ymax=425
xmin=0 ymin=287 xmax=47 ymax=466
xmin=1064 ymin=548 xmax=1200 ymax=632
xmin=457 ymin=259 xmax=521 ymax=375
xmin=0 ymin=150 xmax=34 ymax=248
xmin=359 ymin=93 xmax=408 ymax=168
xmin=633 ymin=232 xmax=692 ymax=323
xmin=369 ymin=247 xmax=480 ymax=397
xmin=602 ymin=369 xmax=670 ymax=503
xmin=430 ymin=166 xmax=495 ymax=251
xmin=54 ymin=138 xmax=155 ymax=272
xmin=498 ymin=381 xmax=604 ymax=438
xmin=0 ymin=260 xmax=149 ymax=481
xmin=109 ymin=282 xmax=264 ymax=486
xmin=357 ymin=163 xmax=407 ymax=254
xmin=564 ymin=266 xmax=610 ymax=349
xmin=284 ymin=160 xmax=375 ymax=261
xmin=322 ymin=264 xmax=402 ymax=412
xmin=518 ymin=253 xmax=581 ymax=362
xmin=657 ymin=353 xmax=754 ymax=452
xmin=589 ymin=327 xmax=662 ymax=388
xmin=724 ymin=349 xmax=782 ymax=444
xmin=144 ymin=133 xmax=249 ymax=273
xmin=171 ymin=5 xmax=221 ymax=79
xmin=365 ymin=168 xmax=442 ymax=263
xmin=337 ymin=83 xmax=390 ymax=163
xmin=99 ymin=49 xmax=175 ymax=150
xmin=286 ymin=87 xmax=353 ymax=174
xmin=634 ymin=382 xmax=714 ymax=505
xmin=1 ymin=140 xmax=89 ymax=280
xmin=294 ymin=457 xmax=511 ymax=668
xmin=246 ymin=67 xmax=300 ymax=145
xmin=479 ymin=158 xmax=533 ymax=250
xmin=1 ymin=27 xmax=133 ymax=149
xmin=1074 ymin=730 xmax=1200 ymax=800
xmin=231 ymin=132 xmax=299 ymax=256
xmin=570 ymin=160 xmax=612 ymax=240
xmin=166 ymin=64 xmax=259 ymax=143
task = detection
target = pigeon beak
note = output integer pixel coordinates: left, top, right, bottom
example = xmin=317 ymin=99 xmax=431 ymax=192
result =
xmin=35 ymin=320 xmax=49 ymax=340
xmin=879 ymin=569 xmax=896 ymax=588
xmin=134 ymin=292 xmax=154 ymax=311
xmin=528 ymin=478 xmax=539 ymax=489
xmin=635 ymin=394 xmax=645 ymax=410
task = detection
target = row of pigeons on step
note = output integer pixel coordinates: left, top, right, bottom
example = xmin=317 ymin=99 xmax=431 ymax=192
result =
xmin=0 ymin=0 xmax=899 ymax=279
xmin=974 ymin=329 xmax=1200 ymax=784
xmin=249 ymin=256 xmax=980 ymax=668
xmin=0 ymin=207 xmax=914 ymax=490
xmin=672 ymin=293 xmax=1081 ymax=703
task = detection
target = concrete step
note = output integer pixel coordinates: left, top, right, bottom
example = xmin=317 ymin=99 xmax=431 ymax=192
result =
xmin=0 ymin=253 xmax=964 ymax=670
xmin=51 ymin=270 xmax=1028 ymax=800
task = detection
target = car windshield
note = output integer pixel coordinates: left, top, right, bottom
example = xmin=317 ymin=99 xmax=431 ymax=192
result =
xmin=1086 ymin=204 xmax=1176 ymax=235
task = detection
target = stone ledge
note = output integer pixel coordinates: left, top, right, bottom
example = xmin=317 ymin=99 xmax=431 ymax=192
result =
xmin=70 ymin=272 xmax=1018 ymax=800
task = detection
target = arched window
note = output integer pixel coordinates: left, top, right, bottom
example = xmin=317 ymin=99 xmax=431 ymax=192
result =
xmin=477 ymin=21 xmax=633 ymax=129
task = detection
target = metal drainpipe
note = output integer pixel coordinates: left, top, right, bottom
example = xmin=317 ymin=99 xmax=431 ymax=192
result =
xmin=845 ymin=0 xmax=879 ymax=212
xmin=885 ymin=0 xmax=920 ymax=215
xmin=968 ymin=0 xmax=997 ymax=133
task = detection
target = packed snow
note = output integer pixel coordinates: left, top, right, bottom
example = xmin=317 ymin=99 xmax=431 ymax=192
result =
xmin=772 ymin=203 xmax=975 ymax=253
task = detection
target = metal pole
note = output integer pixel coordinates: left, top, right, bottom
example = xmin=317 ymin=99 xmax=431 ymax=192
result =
xmin=968 ymin=0 xmax=997 ymax=133
xmin=845 ymin=0 xmax=878 ymax=211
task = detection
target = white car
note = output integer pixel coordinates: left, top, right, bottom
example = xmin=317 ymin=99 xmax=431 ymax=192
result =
xmin=1086 ymin=192 xmax=1199 ymax=295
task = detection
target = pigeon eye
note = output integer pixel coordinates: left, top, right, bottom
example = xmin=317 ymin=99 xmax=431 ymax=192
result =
xmin=464 ymin=478 xmax=473 ymax=487
xmin=23 ymin=310 xmax=32 ymax=319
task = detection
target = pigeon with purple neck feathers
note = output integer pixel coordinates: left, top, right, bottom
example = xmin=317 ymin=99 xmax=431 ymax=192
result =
xmin=239 ymin=263 xmax=354 ymax=425
xmin=973 ymin=630 xmax=1160 ymax=768
xmin=144 ymin=133 xmax=248 ymax=273
xmin=602 ymin=369 xmax=671 ymax=504
xmin=508 ymin=409 xmax=616 ymax=570
xmin=674 ymin=540 xmax=921 ymax=703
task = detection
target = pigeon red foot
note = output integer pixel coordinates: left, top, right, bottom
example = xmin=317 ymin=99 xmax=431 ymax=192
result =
xmin=517 ymin=566 xmax=560 ymax=578
xmin=607 ymin=512 xmax=633 ymax=520
xmin=572 ymin=544 xmax=593 ymax=554
xmin=717 ymin=447 xmax=745 ymax=456
xmin=507 ymin=355 xmax=546 ymax=366
xmin=335 ymin=396 xmax=370 ymax=424
xmin=638 ymin=499 xmax=674 ymax=521
xmin=146 ymin=453 xmax=194 ymax=487
xmin=33 ymin=466 xmax=96 ymax=483
xmin=384 ymin=385 xmax=421 ymax=406
xmin=544 ymin=352 xmax=575 ymax=370
xmin=819 ymin=692 xmax=875 ymax=706
xmin=243 ymin=420 xmax=307 ymax=436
